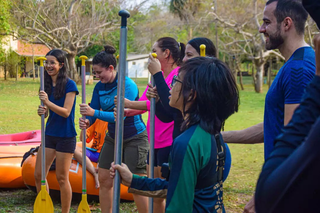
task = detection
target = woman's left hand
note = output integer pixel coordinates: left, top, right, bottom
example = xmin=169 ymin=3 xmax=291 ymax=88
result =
xmin=39 ymin=91 xmax=49 ymax=104
xmin=148 ymin=53 xmax=161 ymax=75
xmin=80 ymin=104 xmax=95 ymax=116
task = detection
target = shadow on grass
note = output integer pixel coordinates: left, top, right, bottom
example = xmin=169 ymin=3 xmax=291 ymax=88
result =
xmin=0 ymin=188 xmax=136 ymax=213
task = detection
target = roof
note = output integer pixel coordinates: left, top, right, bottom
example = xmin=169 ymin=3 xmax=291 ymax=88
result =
xmin=15 ymin=40 xmax=50 ymax=57
xmin=127 ymin=54 xmax=149 ymax=61
xmin=87 ymin=53 xmax=149 ymax=62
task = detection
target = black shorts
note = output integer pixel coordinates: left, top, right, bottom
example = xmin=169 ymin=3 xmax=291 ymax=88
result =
xmin=99 ymin=130 xmax=149 ymax=174
xmin=45 ymin=135 xmax=76 ymax=153
xmin=147 ymin=145 xmax=171 ymax=167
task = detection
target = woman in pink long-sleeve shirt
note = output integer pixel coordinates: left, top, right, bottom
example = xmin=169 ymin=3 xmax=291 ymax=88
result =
xmin=115 ymin=37 xmax=185 ymax=213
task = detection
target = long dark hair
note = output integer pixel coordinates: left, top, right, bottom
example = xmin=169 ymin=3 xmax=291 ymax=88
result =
xmin=179 ymin=57 xmax=239 ymax=134
xmin=92 ymin=45 xmax=117 ymax=68
xmin=44 ymin=49 xmax=68 ymax=100
xmin=157 ymin=37 xmax=185 ymax=66
xmin=188 ymin=37 xmax=217 ymax=57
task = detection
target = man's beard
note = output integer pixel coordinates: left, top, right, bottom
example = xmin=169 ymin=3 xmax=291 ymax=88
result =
xmin=265 ymin=26 xmax=284 ymax=50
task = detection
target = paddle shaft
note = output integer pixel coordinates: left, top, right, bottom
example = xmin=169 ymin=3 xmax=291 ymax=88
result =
xmin=81 ymin=59 xmax=87 ymax=194
xmin=112 ymin=10 xmax=130 ymax=213
xmin=40 ymin=61 xmax=46 ymax=186
xmin=148 ymin=75 xmax=155 ymax=213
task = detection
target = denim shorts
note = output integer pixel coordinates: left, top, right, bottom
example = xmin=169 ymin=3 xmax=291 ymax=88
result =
xmin=99 ymin=130 xmax=149 ymax=174
xmin=45 ymin=135 xmax=76 ymax=153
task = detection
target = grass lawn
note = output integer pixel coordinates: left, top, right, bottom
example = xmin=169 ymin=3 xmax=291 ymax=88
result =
xmin=0 ymin=77 xmax=268 ymax=212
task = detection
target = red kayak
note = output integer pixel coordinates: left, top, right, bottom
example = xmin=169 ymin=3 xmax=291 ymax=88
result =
xmin=0 ymin=130 xmax=41 ymax=188
xmin=0 ymin=130 xmax=41 ymax=146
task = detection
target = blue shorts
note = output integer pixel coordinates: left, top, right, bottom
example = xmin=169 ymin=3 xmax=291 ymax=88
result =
xmin=85 ymin=148 xmax=100 ymax=163
xmin=45 ymin=135 xmax=76 ymax=153
xmin=147 ymin=146 xmax=171 ymax=167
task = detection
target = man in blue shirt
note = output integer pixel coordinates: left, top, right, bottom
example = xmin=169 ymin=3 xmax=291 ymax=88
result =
xmin=222 ymin=0 xmax=315 ymax=212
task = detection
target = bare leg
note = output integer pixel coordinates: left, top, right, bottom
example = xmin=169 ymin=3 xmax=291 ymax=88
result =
xmin=146 ymin=165 xmax=166 ymax=213
xmin=55 ymin=151 xmax=73 ymax=213
xmin=133 ymin=173 xmax=149 ymax=213
xmin=34 ymin=147 xmax=56 ymax=193
xmin=243 ymin=196 xmax=255 ymax=213
xmin=74 ymin=146 xmax=100 ymax=188
xmin=99 ymin=168 xmax=113 ymax=213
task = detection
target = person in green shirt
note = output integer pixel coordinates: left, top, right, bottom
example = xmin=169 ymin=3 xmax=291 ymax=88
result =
xmin=110 ymin=56 xmax=239 ymax=212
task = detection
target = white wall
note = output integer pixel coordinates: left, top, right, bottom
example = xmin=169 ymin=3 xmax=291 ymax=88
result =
xmin=1 ymin=35 xmax=18 ymax=52
xmin=127 ymin=58 xmax=149 ymax=78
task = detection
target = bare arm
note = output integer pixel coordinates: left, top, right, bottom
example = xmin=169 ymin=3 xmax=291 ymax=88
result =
xmin=40 ymin=91 xmax=76 ymax=118
xmin=221 ymin=122 xmax=264 ymax=144
xmin=114 ymin=96 xmax=148 ymax=111
xmin=113 ymin=108 xmax=146 ymax=122
xmin=125 ymin=109 xmax=146 ymax=117
xmin=126 ymin=100 xmax=148 ymax=111
xmin=284 ymin=104 xmax=299 ymax=125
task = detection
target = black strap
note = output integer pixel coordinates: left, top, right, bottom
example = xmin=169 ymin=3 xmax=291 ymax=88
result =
xmin=214 ymin=134 xmax=225 ymax=183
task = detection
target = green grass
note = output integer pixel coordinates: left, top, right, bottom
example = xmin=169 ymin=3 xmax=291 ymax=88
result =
xmin=0 ymin=77 xmax=268 ymax=212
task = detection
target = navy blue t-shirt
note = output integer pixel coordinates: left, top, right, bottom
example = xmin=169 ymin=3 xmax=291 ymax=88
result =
xmin=264 ymin=46 xmax=315 ymax=159
xmin=45 ymin=78 xmax=79 ymax=137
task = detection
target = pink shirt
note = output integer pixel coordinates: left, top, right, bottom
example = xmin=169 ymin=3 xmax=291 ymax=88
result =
xmin=139 ymin=67 xmax=179 ymax=149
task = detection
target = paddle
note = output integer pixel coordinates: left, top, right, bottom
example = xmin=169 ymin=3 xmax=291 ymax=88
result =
xmin=112 ymin=10 xmax=130 ymax=213
xmin=148 ymin=52 xmax=157 ymax=213
xmin=77 ymin=55 xmax=91 ymax=213
xmin=33 ymin=57 xmax=54 ymax=213
xmin=200 ymin=44 xmax=206 ymax=57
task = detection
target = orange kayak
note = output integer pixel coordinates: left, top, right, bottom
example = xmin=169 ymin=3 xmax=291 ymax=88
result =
xmin=0 ymin=144 xmax=39 ymax=188
xmin=21 ymin=154 xmax=134 ymax=201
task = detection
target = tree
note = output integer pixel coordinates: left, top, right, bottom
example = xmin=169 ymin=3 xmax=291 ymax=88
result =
xmin=124 ymin=3 xmax=190 ymax=53
xmin=169 ymin=0 xmax=203 ymax=39
xmin=0 ymin=0 xmax=13 ymax=80
xmin=196 ymin=0 xmax=285 ymax=92
xmin=12 ymin=0 xmax=121 ymax=82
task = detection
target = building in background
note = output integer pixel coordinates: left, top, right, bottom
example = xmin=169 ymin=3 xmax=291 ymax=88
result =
xmin=127 ymin=53 xmax=149 ymax=81
xmin=0 ymin=35 xmax=49 ymax=78
xmin=83 ymin=53 xmax=150 ymax=82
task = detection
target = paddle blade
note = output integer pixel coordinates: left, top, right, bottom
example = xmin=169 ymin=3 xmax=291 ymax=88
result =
xmin=33 ymin=185 xmax=54 ymax=213
xmin=77 ymin=194 xmax=91 ymax=213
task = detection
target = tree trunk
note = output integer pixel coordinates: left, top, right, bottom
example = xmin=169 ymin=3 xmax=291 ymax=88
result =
xmin=67 ymin=53 xmax=80 ymax=83
xmin=252 ymin=63 xmax=255 ymax=85
xmin=235 ymin=58 xmax=244 ymax=90
xmin=32 ymin=46 xmax=35 ymax=81
xmin=188 ymin=25 xmax=193 ymax=41
xmin=239 ymin=70 xmax=244 ymax=90
xmin=16 ymin=64 xmax=18 ymax=81
xmin=32 ymin=55 xmax=35 ymax=81
xmin=254 ymin=61 xmax=265 ymax=93
xmin=232 ymin=59 xmax=237 ymax=80
xmin=4 ymin=56 xmax=7 ymax=81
